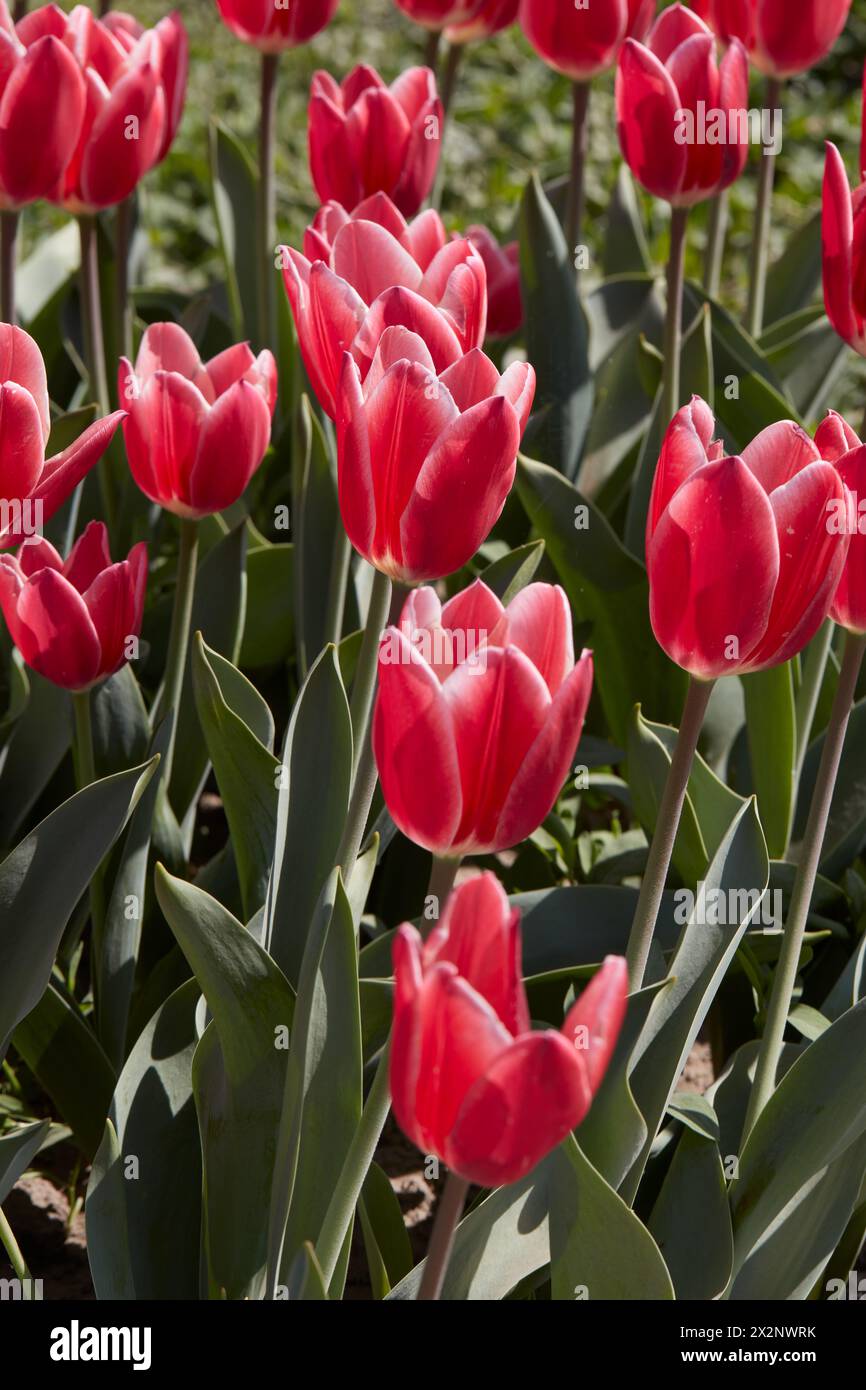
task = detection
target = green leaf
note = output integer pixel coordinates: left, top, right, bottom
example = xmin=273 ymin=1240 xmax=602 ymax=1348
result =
xmin=763 ymin=209 xmax=822 ymax=329
xmin=286 ymin=1242 xmax=329 ymax=1300
xmin=763 ymin=308 xmax=848 ymax=419
xmin=91 ymin=665 xmax=150 ymax=779
xmin=623 ymin=799 xmax=769 ymax=1201
xmin=648 ymin=1127 xmax=733 ymax=1299
xmin=0 ymin=1120 xmax=50 ymax=1206
xmin=264 ymin=645 xmax=352 ymax=986
xmin=478 ymin=539 xmax=546 ymax=604
xmin=549 ymin=1136 xmax=674 ymax=1300
xmin=154 ymin=868 xmax=295 ymax=1300
xmin=516 ymin=453 xmax=686 ymax=744
xmin=0 ymin=758 xmax=158 ymax=1059
xmin=209 ymin=119 xmax=259 ymax=342
xmin=796 ymin=696 xmax=866 ymax=878
xmin=602 ymin=165 xmax=651 ymax=277
xmin=741 ymin=663 xmax=796 ymax=858
xmin=86 ymin=979 xmax=202 ymax=1299
xmin=0 ymin=673 xmax=70 ymax=848
xmin=519 ymin=173 xmax=592 ymax=479
xmin=359 ymin=1162 xmax=413 ymax=1299
xmin=12 ymin=985 xmax=115 ymax=1158
xmin=240 ymin=542 xmax=295 ymax=670
xmin=294 ymin=397 xmax=340 ymax=676
xmin=191 ymin=634 xmax=279 ymax=921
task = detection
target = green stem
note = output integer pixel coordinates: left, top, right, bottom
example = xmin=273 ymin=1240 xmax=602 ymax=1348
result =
xmin=154 ymin=518 xmax=199 ymax=787
xmin=257 ymin=51 xmax=279 ymax=353
xmin=349 ymin=568 xmax=392 ymax=773
xmin=0 ymin=1205 xmax=32 ymax=1293
xmin=324 ymin=529 xmax=352 ymax=648
xmin=625 ymin=677 xmax=715 ymax=989
xmin=427 ymin=854 xmax=461 ymax=924
xmin=1 ymin=209 xmax=19 ymax=324
xmin=430 ymin=44 xmax=462 ymax=211
xmin=793 ymin=621 xmax=835 ymax=786
xmin=745 ymin=77 xmax=782 ymax=340
xmin=565 ymin=81 xmax=591 ymax=272
xmin=78 ymin=214 xmax=115 ymax=530
xmin=72 ymin=689 xmax=106 ymax=936
xmin=662 ymin=206 xmax=690 ymax=428
xmin=115 ymin=197 xmax=133 ymax=368
xmin=704 ymin=189 xmax=728 ymax=300
xmin=742 ymin=632 xmax=866 ymax=1145
xmin=335 ymin=731 xmax=378 ymax=885
xmin=417 ymin=1171 xmax=469 ymax=1300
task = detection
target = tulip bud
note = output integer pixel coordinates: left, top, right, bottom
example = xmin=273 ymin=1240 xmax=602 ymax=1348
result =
xmin=308 ymin=65 xmax=443 ymax=217
xmin=647 ymin=397 xmax=850 ymax=679
xmin=814 ymin=412 xmax=866 ymax=637
xmin=697 ymin=0 xmax=852 ymax=79
xmin=0 ymin=522 xmax=147 ymax=692
xmin=215 ymin=0 xmax=340 ymax=52
xmin=391 ymin=872 xmax=628 ymax=1187
xmin=393 ymin=0 xmax=488 ymax=32
xmin=374 ymin=580 xmax=591 ymax=854
xmin=118 ymin=323 xmax=277 ymax=519
xmin=338 ymin=339 xmax=534 ymax=583
xmin=445 ymin=0 xmax=518 ymax=45
xmin=465 ymin=224 xmax=522 ymax=338
xmin=822 ymin=142 xmax=866 ymax=359
xmin=520 ymin=0 xmax=654 ymax=81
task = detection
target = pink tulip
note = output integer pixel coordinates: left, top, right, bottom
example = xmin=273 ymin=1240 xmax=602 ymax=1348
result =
xmin=616 ymin=4 xmax=749 ymax=206
xmin=215 ymin=0 xmax=340 ymax=52
xmin=309 ymin=65 xmax=442 ymax=217
xmin=815 ymin=412 xmax=866 ymax=636
xmin=822 ymin=141 xmax=866 ymax=359
xmin=393 ymin=0 xmax=487 ymax=31
xmin=118 ymin=322 xmax=277 ymax=519
xmin=647 ymin=398 xmax=850 ymax=679
xmin=696 ymin=0 xmax=852 ymax=79
xmin=391 ymin=872 xmax=628 ymax=1187
xmin=338 ymin=336 xmax=533 ymax=583
xmin=466 ymin=224 xmax=522 ymax=338
xmin=0 ymin=323 xmax=123 ymax=547
xmin=281 ymin=193 xmax=487 ymax=420
xmin=446 ymin=0 xmax=518 ymax=45
xmin=374 ymin=580 xmax=591 ymax=854
xmin=520 ymin=0 xmax=655 ymax=81
xmin=0 ymin=521 xmax=146 ymax=691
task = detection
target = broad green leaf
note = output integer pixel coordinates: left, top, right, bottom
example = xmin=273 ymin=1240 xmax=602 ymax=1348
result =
xmin=91 ymin=664 xmax=150 ymax=779
xmin=0 ymin=672 xmax=70 ymax=848
xmin=602 ymin=165 xmax=652 ymax=277
xmin=209 ymin=119 xmax=259 ymax=341
xmin=86 ymin=980 xmax=202 ymax=1300
xmin=0 ymin=757 xmax=157 ymax=1059
xmin=240 ymin=542 xmax=294 ymax=670
xmin=0 ymin=1120 xmax=50 ymax=1205
xmin=519 ymin=173 xmax=592 ymax=479
xmin=192 ymin=634 xmax=279 ymax=920
xmin=358 ymin=1162 xmax=413 ymax=1299
xmin=516 ymin=453 xmax=686 ymax=743
xmin=155 ymin=868 xmax=295 ymax=1301
xmin=294 ymin=398 xmax=340 ymax=676
xmin=763 ymin=309 xmax=848 ymax=419
xmin=478 ymin=539 xmax=546 ymax=604
xmin=549 ymin=1136 xmax=674 ymax=1300
xmin=741 ymin=663 xmax=796 ymax=858
xmin=264 ymin=645 xmax=352 ymax=986
xmin=648 ymin=1127 xmax=733 ymax=1300
xmin=763 ymin=209 xmax=822 ymax=329
xmin=286 ymin=1242 xmax=329 ymax=1300
xmin=796 ymin=697 xmax=866 ymax=878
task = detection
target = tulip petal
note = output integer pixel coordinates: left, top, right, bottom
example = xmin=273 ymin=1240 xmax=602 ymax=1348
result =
xmin=438 ymin=348 xmax=501 ymax=411
xmin=519 ymin=0 xmax=627 ymax=81
xmin=63 ymin=519 xmax=112 ymax=594
xmin=332 ymin=219 xmax=423 ymax=304
xmin=17 ymin=536 xmax=63 ymax=577
xmin=425 ymin=871 xmax=530 ymax=1037
xmin=308 ymin=91 xmax=359 ymax=209
xmin=344 ymin=88 xmax=411 ymax=204
xmin=373 ymin=626 xmax=463 ymax=853
xmin=123 ymin=373 xmax=206 ymax=511
xmin=561 ymin=955 xmax=629 ymax=1093
xmin=2 ymin=563 xmax=101 ymax=689
xmin=286 ymin=255 xmax=367 ymax=419
xmin=20 ymin=411 xmax=124 ymax=544
xmin=504 ymin=583 xmax=574 ymax=694
xmin=79 ymin=62 xmax=166 ymax=208
xmin=400 ymin=207 xmax=447 ymax=270
xmin=205 ymin=341 xmax=257 ymax=399
xmin=354 ymin=285 xmax=464 ymax=378
xmin=647 ymin=396 xmax=718 ymax=541
xmin=0 ymin=34 xmax=87 ymax=206
xmin=135 ymin=321 xmax=213 ymax=399
xmin=815 ymin=409 xmax=861 ymax=463
xmin=447 ymin=1030 xmax=593 ymax=1187
xmin=0 ymin=381 xmax=47 ymax=504
xmin=0 ymin=322 xmax=50 ymax=443
xmin=616 ymin=39 xmax=688 ymax=203
xmin=822 ymin=143 xmax=860 ymax=348
xmin=188 ymin=379 xmax=271 ymax=515
xmin=83 ymin=555 xmax=142 ymax=677
xmin=740 ymin=420 xmax=822 ymax=493
xmin=831 ymin=445 xmax=866 ymax=633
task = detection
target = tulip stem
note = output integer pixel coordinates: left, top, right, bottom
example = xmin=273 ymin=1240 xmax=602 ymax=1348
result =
xmin=154 ymin=518 xmax=199 ymax=787
xmin=427 ymin=855 xmax=461 ymax=922
xmin=625 ymin=676 xmax=715 ymax=989
xmin=430 ymin=43 xmax=462 ymax=211
xmin=0 ymin=1205 xmax=32 ymax=1292
xmin=316 ymin=1035 xmax=393 ymax=1286
xmin=662 ymin=206 xmax=689 ymax=429
xmin=424 ymin=28 xmax=442 ymax=70
xmin=565 ymin=81 xmax=590 ymax=274
xmin=704 ymin=190 xmax=728 ymax=300
xmin=349 ymin=568 xmax=392 ymax=772
xmin=115 ymin=197 xmax=133 ymax=366
xmin=257 ymin=51 xmax=279 ymax=354
xmin=793 ymin=620 xmax=835 ymax=787
xmin=78 ymin=214 xmax=116 ymax=531
xmin=324 ymin=530 xmax=352 ymax=648
xmin=741 ymin=632 xmax=866 ymax=1146
xmin=72 ymin=689 xmax=106 ymax=935
xmin=0 ymin=210 xmax=18 ymax=324
xmin=745 ymin=77 xmax=782 ymax=340
xmin=417 ymin=1171 xmax=469 ymax=1300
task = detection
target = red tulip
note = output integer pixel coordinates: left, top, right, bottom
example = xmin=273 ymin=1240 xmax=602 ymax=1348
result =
xmin=309 ymin=65 xmax=442 ymax=217
xmin=519 ymin=0 xmax=655 ymax=81
xmin=9 ymin=4 xmax=189 ymax=212
xmin=391 ymin=872 xmax=627 ymax=1187
xmin=466 ymin=224 xmax=522 ymax=338
xmin=281 ymin=194 xmax=487 ymax=420
xmin=647 ymin=398 xmax=850 ymax=680
xmin=695 ymin=0 xmax=852 ymax=79
xmin=118 ymin=323 xmax=277 ymax=519
xmin=0 ymin=1 xmax=86 ymax=208
xmin=374 ymin=580 xmax=591 ymax=853
xmin=617 ymin=5 xmax=749 ymax=206
xmin=0 ymin=521 xmax=147 ymax=691
xmin=338 ymin=337 xmax=533 ymax=583
xmin=446 ymin=0 xmax=518 ymax=44
xmin=0 ymin=323 xmax=123 ymax=548
xmin=814 ymin=412 xmax=866 ymax=636
xmin=822 ymin=142 xmax=866 ymax=359
xmin=393 ymin=0 xmax=487 ymax=31
xmin=215 ymin=0 xmax=339 ymax=51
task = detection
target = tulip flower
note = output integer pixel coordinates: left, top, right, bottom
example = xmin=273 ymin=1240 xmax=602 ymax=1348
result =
xmin=813 ymin=412 xmax=866 ymax=637
xmin=617 ymin=6 xmax=748 ymax=426
xmin=0 ymin=323 xmax=123 ymax=547
xmin=822 ymin=142 xmax=866 ymax=360
xmin=445 ymin=0 xmax=517 ymax=45
xmin=693 ymin=0 xmax=852 ymax=79
xmin=374 ymin=579 xmax=591 ymax=854
xmin=102 ymin=11 xmax=189 ymax=163
xmin=308 ymin=65 xmax=442 ymax=217
xmin=338 ymin=337 xmax=534 ymax=584
xmin=647 ymin=398 xmax=849 ymax=680
xmin=281 ymin=194 xmax=487 ymax=420
xmin=465 ymin=224 xmax=522 ymax=338
xmin=215 ymin=0 xmax=340 ymax=50
xmin=520 ymin=0 xmax=654 ymax=81
xmin=118 ymin=322 xmax=277 ymax=518
xmin=391 ymin=872 xmax=628 ymax=1188
xmin=393 ymin=0 xmax=487 ymax=30
xmin=0 ymin=522 xmax=146 ymax=691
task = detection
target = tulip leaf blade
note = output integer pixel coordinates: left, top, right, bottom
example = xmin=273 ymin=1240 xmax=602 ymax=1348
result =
xmin=741 ymin=662 xmax=796 ymax=859
xmin=795 ymin=694 xmax=866 ymax=879
xmin=240 ymin=540 xmax=295 ymax=670
xmin=478 ymin=538 xmax=546 ymax=604
xmin=602 ymin=165 xmax=652 ymax=278
xmin=0 ymin=671 xmax=71 ymax=848
xmin=294 ymin=396 xmax=341 ymax=678
xmin=0 ymin=1119 xmax=51 ymax=1207
xmin=209 ymin=119 xmax=260 ymax=343
xmin=647 ymin=1126 xmax=733 ymax=1300
xmin=358 ymin=1161 xmax=413 ymax=1299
